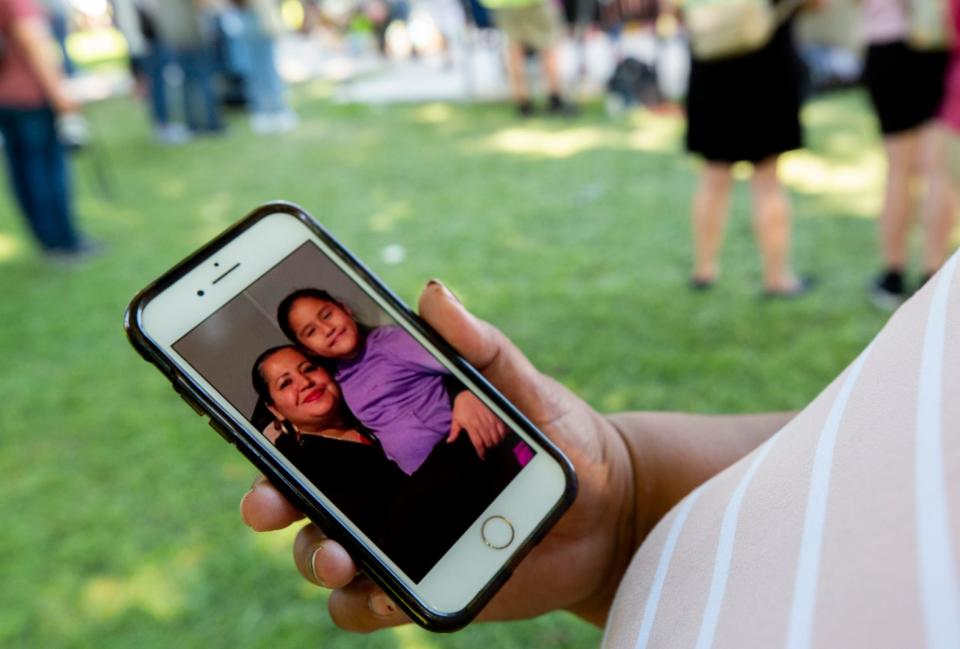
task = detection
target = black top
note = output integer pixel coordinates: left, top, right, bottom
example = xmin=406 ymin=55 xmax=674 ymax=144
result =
xmin=274 ymin=428 xmax=526 ymax=583
xmin=275 ymin=430 xmax=407 ymax=551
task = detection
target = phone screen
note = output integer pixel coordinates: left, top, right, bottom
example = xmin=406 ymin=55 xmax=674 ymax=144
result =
xmin=172 ymin=241 xmax=536 ymax=583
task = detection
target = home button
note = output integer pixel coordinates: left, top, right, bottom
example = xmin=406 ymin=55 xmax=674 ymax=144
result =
xmin=481 ymin=516 xmax=515 ymax=550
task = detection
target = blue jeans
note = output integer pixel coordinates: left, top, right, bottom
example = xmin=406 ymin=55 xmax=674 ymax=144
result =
xmin=0 ymin=106 xmax=80 ymax=251
xmin=175 ymin=46 xmax=224 ymax=132
xmin=144 ymin=43 xmax=174 ymax=127
xmin=238 ymin=11 xmax=286 ymax=116
xmin=246 ymin=34 xmax=286 ymax=115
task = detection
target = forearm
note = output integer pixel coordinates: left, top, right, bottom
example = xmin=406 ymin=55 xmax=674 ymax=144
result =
xmin=608 ymin=410 xmax=794 ymax=539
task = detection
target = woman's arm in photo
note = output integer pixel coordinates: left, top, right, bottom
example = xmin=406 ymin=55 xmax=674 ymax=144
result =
xmin=446 ymin=391 xmax=508 ymax=458
xmin=383 ymin=320 xmax=512 ymax=456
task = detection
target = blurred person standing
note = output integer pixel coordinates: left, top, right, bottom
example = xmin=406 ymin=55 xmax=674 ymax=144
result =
xmin=479 ymin=0 xmax=576 ymax=116
xmin=110 ymin=0 xmax=148 ymax=88
xmin=685 ymin=0 xmax=814 ymax=296
xmin=154 ymin=0 xmax=225 ymax=134
xmin=228 ymin=0 xmax=298 ymax=133
xmin=940 ymin=0 xmax=960 ymax=206
xmin=112 ymin=0 xmax=192 ymax=144
xmin=0 ymin=0 xmax=96 ymax=259
xmin=38 ymin=0 xmax=73 ymax=75
xmin=862 ymin=0 xmax=955 ymax=308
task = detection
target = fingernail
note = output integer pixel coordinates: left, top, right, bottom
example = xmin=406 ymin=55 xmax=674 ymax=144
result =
xmin=240 ymin=479 xmax=264 ymax=528
xmin=369 ymin=593 xmax=397 ymax=617
xmin=426 ymin=279 xmax=461 ymax=305
xmin=239 ymin=494 xmax=254 ymax=528
xmin=309 ymin=544 xmax=326 ymax=587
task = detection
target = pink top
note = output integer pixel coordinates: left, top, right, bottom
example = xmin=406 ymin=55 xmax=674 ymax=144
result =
xmin=941 ymin=0 xmax=960 ymax=130
xmin=0 ymin=0 xmax=49 ymax=108
xmin=861 ymin=0 xmax=909 ymax=44
xmin=602 ymin=249 xmax=960 ymax=649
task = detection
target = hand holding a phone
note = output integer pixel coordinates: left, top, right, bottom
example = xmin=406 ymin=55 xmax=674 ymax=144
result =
xmin=447 ymin=390 xmax=508 ymax=459
xmin=241 ymin=280 xmax=644 ymax=631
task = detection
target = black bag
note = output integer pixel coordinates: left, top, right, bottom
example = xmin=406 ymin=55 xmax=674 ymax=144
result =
xmin=606 ymin=57 xmax=663 ymax=110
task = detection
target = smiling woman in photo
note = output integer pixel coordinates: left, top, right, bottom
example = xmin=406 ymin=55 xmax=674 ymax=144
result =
xmin=251 ymin=345 xmax=407 ymax=545
xmin=251 ymin=343 xmax=526 ymax=582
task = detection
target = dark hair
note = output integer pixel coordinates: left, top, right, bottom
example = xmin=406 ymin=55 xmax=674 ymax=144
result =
xmin=250 ymin=344 xmax=337 ymax=407
xmin=249 ymin=344 xmax=370 ymax=441
xmin=276 ymin=288 xmax=343 ymax=345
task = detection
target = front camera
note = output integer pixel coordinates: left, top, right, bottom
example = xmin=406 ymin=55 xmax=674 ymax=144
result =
xmin=197 ymin=290 xmax=205 ymax=297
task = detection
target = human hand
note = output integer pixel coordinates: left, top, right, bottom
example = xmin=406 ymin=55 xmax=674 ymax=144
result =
xmin=240 ymin=280 xmax=641 ymax=632
xmin=51 ymin=89 xmax=81 ymax=115
xmin=447 ymin=390 xmax=507 ymax=459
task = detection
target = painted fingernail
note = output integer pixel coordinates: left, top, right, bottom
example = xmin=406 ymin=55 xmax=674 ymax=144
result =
xmin=309 ymin=544 xmax=326 ymax=587
xmin=369 ymin=593 xmax=397 ymax=617
xmin=430 ymin=280 xmax=461 ymax=304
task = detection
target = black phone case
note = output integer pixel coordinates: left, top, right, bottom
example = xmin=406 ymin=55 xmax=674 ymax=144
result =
xmin=123 ymin=201 xmax=578 ymax=632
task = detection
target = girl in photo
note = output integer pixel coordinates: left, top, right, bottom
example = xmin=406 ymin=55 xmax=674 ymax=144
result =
xmin=276 ymin=288 xmax=533 ymax=476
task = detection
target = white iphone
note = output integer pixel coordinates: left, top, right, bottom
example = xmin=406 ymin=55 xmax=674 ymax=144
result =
xmin=124 ymin=202 xmax=577 ymax=631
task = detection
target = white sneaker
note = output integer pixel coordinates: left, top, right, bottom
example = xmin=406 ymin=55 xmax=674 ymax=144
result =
xmin=274 ymin=110 xmax=299 ymax=132
xmin=250 ymin=113 xmax=276 ymax=134
xmin=251 ymin=111 xmax=299 ymax=134
xmin=154 ymin=123 xmax=191 ymax=145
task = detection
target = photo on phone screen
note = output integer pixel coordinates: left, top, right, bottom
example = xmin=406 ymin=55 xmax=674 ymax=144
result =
xmin=172 ymin=241 xmax=536 ymax=583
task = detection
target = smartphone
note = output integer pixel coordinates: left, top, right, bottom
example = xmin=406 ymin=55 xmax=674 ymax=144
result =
xmin=124 ymin=202 xmax=577 ymax=631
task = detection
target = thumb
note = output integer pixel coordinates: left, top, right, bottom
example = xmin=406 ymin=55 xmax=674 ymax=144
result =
xmin=418 ymin=281 xmax=558 ymax=424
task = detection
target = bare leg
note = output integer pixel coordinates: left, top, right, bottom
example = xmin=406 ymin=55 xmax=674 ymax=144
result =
xmin=750 ymin=156 xmax=798 ymax=291
xmin=918 ymin=123 xmax=957 ymax=276
xmin=505 ymin=42 xmax=529 ymax=104
xmin=691 ymin=162 xmax=734 ymax=283
xmin=542 ymin=46 xmax=562 ymax=97
xmin=879 ymin=129 xmax=921 ymax=272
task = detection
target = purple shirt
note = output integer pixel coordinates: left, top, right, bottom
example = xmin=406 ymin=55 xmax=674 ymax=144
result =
xmin=335 ymin=326 xmax=452 ymax=475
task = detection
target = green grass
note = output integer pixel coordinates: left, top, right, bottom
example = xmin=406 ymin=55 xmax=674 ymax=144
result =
xmin=0 ymin=86 xmax=912 ymax=648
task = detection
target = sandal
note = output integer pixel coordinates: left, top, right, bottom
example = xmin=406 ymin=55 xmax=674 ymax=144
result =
xmin=763 ymin=276 xmax=817 ymax=299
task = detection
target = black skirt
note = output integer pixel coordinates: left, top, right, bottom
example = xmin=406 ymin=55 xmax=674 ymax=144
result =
xmin=685 ymin=23 xmax=804 ymax=164
xmin=862 ymin=41 xmax=949 ymax=136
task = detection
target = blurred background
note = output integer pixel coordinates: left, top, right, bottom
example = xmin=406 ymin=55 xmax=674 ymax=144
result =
xmin=0 ymin=0 xmax=952 ymax=647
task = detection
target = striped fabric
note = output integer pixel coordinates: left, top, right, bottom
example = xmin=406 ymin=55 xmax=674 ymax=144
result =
xmin=603 ymin=252 xmax=960 ymax=649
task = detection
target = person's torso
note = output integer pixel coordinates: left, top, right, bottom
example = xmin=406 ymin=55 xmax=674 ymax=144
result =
xmin=336 ymin=326 xmax=452 ymax=475
xmin=152 ymin=0 xmax=205 ymax=48
xmin=275 ymin=431 xmax=407 ymax=529
xmin=246 ymin=0 xmax=285 ymax=37
xmin=604 ymin=251 xmax=960 ymax=649
xmin=0 ymin=0 xmax=49 ymax=108
xmin=861 ymin=0 xmax=909 ymax=44
xmin=940 ymin=0 xmax=960 ymax=130
xmin=480 ymin=0 xmax=545 ymax=12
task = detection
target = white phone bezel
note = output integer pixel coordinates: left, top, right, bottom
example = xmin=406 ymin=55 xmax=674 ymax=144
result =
xmin=138 ymin=211 xmax=569 ymax=614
